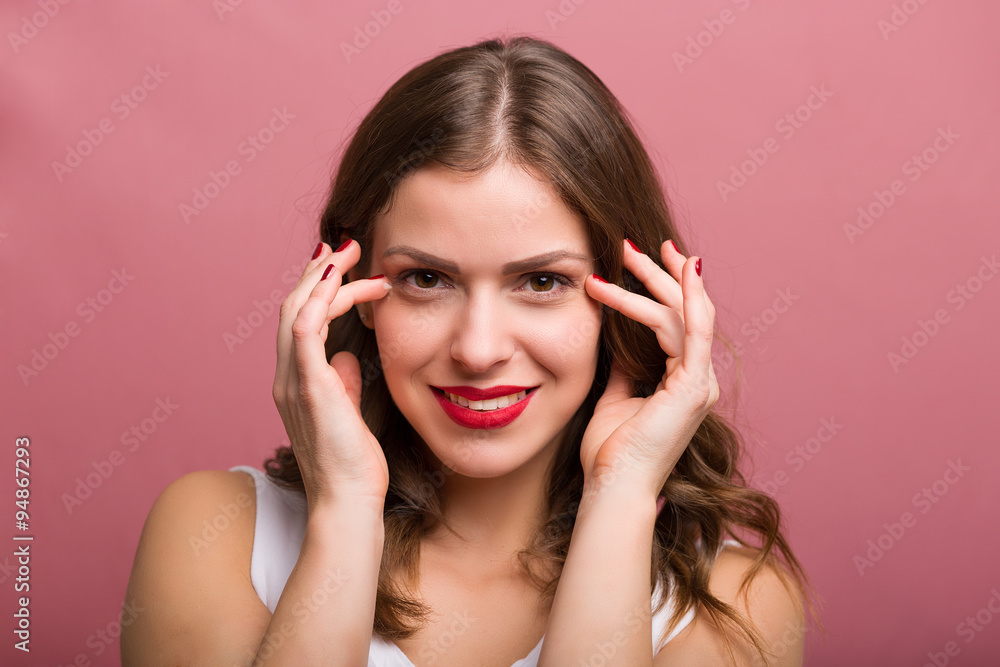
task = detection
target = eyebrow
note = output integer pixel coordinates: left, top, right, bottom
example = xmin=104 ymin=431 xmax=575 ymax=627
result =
xmin=382 ymin=246 xmax=590 ymax=274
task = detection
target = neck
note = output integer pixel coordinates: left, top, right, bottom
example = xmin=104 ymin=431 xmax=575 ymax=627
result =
xmin=418 ymin=435 xmax=563 ymax=572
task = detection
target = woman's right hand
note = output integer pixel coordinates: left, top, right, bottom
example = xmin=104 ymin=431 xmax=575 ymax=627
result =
xmin=273 ymin=239 xmax=392 ymax=508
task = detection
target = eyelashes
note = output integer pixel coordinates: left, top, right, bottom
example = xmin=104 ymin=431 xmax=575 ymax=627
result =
xmin=394 ymin=269 xmax=578 ymax=298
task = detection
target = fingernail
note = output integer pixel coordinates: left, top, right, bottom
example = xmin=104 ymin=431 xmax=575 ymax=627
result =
xmin=335 ymin=239 xmax=352 ymax=253
xmin=369 ymin=274 xmax=385 ymax=280
xmin=668 ymin=239 xmax=678 ymax=253
xmin=656 ymin=495 xmax=667 ymax=516
xmin=591 ymin=273 xmax=608 ymax=284
xmin=321 ymin=263 xmax=336 ymax=281
xmin=695 ymin=258 xmax=702 ymax=277
xmin=311 ymin=243 xmax=323 ymax=260
xmin=625 ymin=238 xmax=640 ymax=253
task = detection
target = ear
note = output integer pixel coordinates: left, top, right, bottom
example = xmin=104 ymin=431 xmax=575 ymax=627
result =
xmin=340 ymin=231 xmax=376 ymax=330
xmin=355 ymin=300 xmax=375 ymax=329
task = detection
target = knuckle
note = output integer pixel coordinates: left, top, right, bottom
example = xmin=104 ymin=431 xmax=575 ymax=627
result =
xmin=692 ymin=323 xmax=714 ymax=343
xmin=279 ymin=297 xmax=297 ymax=320
xmin=290 ymin=308 xmax=316 ymax=340
xmin=689 ymin=382 xmax=713 ymax=408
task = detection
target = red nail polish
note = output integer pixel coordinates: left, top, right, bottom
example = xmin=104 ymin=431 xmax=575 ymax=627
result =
xmin=321 ymin=264 xmax=336 ymax=281
xmin=669 ymin=240 xmax=678 ymax=253
xmin=335 ymin=239 xmax=352 ymax=253
xmin=625 ymin=238 xmax=640 ymax=253
xmin=311 ymin=243 xmax=323 ymax=260
xmin=592 ymin=273 xmax=608 ymax=283
xmin=369 ymin=274 xmax=385 ymax=280
xmin=695 ymin=258 xmax=702 ymax=277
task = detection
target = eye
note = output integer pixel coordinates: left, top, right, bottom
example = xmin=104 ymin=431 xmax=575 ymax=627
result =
xmin=407 ymin=271 xmax=441 ymax=289
xmin=526 ymin=274 xmax=556 ymax=292
xmin=414 ymin=272 xmax=438 ymax=288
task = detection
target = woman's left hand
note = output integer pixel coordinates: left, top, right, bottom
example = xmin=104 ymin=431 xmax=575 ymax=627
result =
xmin=579 ymin=239 xmax=720 ymax=502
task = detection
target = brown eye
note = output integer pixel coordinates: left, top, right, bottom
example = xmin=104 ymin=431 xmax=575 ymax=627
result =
xmin=528 ymin=275 xmax=554 ymax=292
xmin=412 ymin=272 xmax=439 ymax=288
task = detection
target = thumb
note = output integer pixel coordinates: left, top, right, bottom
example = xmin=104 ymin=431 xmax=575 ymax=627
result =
xmin=330 ymin=350 xmax=363 ymax=414
xmin=597 ymin=359 xmax=632 ymax=406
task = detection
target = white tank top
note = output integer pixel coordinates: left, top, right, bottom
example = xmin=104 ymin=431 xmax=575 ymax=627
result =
xmin=230 ymin=464 xmax=740 ymax=666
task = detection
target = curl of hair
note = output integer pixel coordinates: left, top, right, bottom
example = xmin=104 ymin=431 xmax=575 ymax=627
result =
xmin=263 ymin=34 xmax=822 ymax=665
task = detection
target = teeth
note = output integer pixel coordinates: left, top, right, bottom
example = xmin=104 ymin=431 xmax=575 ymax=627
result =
xmin=445 ymin=390 xmax=528 ymax=411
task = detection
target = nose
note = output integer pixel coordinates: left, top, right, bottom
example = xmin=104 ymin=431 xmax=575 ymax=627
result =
xmin=449 ymin=291 xmax=515 ymax=373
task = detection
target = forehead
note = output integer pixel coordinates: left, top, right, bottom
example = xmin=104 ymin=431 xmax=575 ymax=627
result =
xmin=373 ymin=161 xmax=591 ymax=262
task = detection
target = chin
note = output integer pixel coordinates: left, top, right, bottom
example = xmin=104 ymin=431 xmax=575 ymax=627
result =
xmin=422 ymin=439 xmax=518 ymax=477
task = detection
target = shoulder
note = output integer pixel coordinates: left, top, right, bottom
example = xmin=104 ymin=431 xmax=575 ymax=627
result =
xmin=150 ymin=469 xmax=258 ymax=534
xmin=121 ymin=469 xmax=268 ymax=664
xmin=654 ymin=543 xmax=806 ymax=666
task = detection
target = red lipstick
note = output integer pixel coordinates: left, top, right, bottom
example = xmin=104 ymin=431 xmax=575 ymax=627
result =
xmin=436 ymin=385 xmax=532 ymax=400
xmin=432 ymin=386 xmax=536 ymax=430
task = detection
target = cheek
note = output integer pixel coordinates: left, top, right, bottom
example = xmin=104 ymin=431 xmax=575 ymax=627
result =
xmin=371 ymin=298 xmax=452 ymax=377
xmin=523 ymin=304 xmax=602 ymax=371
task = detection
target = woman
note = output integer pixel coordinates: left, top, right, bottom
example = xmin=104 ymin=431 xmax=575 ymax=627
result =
xmin=123 ymin=35 xmax=819 ymax=666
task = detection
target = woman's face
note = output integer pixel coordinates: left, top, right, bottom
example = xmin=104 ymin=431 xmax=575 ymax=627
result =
xmin=366 ymin=160 xmax=603 ymax=477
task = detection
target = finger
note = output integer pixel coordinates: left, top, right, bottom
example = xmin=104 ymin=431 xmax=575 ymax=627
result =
xmin=661 ymin=239 xmax=686 ymax=281
xmin=276 ymin=240 xmax=361 ymax=392
xmin=290 ymin=263 xmax=348 ymax=389
xmin=678 ymin=256 xmax=715 ymax=386
xmin=664 ymin=241 xmax=717 ymax=322
xmin=661 ymin=238 xmax=715 ymax=324
xmin=586 ymin=275 xmax=685 ymax=357
xmin=330 ymin=350 xmax=363 ymax=414
xmin=324 ymin=274 xmax=391 ymax=322
xmin=623 ymin=239 xmax=681 ymax=309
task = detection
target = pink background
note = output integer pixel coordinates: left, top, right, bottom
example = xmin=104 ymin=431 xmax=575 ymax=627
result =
xmin=3 ymin=1 xmax=998 ymax=665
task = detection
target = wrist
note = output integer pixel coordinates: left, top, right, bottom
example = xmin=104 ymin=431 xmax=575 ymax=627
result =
xmin=580 ymin=472 xmax=661 ymax=518
xmin=306 ymin=495 xmax=386 ymax=541
xmin=583 ymin=467 xmax=660 ymax=504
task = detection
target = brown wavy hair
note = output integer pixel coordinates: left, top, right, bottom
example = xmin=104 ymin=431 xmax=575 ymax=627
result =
xmin=263 ymin=34 xmax=822 ymax=664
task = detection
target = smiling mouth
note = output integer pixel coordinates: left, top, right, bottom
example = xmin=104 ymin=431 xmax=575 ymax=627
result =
xmin=441 ymin=389 xmax=530 ymax=411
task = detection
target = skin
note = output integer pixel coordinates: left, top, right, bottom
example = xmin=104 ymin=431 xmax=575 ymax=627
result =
xmin=120 ymin=158 xmax=803 ymax=666
xmin=276 ymin=157 xmax=803 ymax=664
xmin=360 ymin=159 xmax=604 ymax=566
